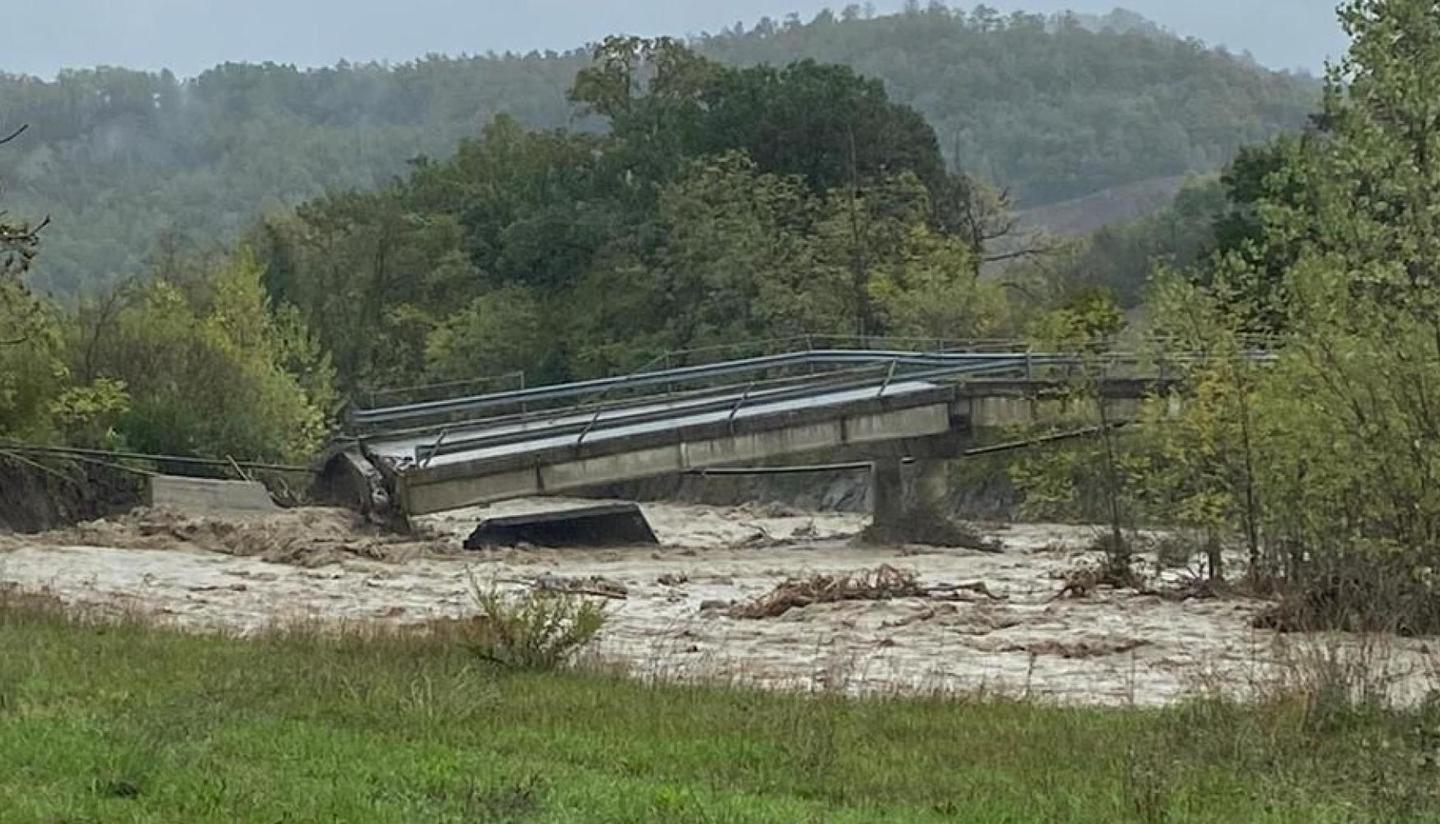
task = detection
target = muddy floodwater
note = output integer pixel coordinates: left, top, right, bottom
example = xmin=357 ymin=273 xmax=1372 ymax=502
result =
xmin=2 ymin=498 xmax=1436 ymax=706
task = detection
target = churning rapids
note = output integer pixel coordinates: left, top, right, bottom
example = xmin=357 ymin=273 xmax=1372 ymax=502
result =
xmin=2 ymin=498 xmax=1435 ymax=706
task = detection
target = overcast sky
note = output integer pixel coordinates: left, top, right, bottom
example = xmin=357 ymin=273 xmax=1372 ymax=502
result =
xmin=7 ymin=1 xmax=1348 ymax=79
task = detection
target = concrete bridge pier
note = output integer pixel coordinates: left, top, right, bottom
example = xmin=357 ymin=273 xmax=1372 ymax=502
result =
xmin=870 ymin=457 xmax=951 ymax=529
xmin=871 ymin=457 xmax=905 ymax=529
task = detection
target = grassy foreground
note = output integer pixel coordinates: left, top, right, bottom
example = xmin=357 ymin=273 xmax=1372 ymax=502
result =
xmin=2 ymin=605 xmax=1439 ymax=823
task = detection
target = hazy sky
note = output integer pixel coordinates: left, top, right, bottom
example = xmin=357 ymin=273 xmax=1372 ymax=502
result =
xmin=7 ymin=1 xmax=1348 ymax=79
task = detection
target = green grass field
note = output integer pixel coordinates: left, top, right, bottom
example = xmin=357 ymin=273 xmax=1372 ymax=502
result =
xmin=2 ymin=601 xmax=1439 ymax=823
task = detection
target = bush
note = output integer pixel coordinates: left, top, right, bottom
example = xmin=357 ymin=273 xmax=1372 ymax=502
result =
xmin=1254 ymin=553 xmax=1440 ymax=637
xmin=90 ymin=251 xmax=334 ymax=463
xmin=459 ymin=577 xmax=607 ymax=670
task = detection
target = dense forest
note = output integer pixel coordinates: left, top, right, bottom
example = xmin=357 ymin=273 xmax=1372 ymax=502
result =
xmin=0 ymin=5 xmax=1317 ymax=294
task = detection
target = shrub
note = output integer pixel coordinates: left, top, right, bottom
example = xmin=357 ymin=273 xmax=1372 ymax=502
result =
xmin=1254 ymin=553 xmax=1440 ymax=637
xmin=459 ymin=577 xmax=606 ymax=670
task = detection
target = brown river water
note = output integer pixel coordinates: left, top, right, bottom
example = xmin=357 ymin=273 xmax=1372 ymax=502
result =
xmin=2 ymin=498 xmax=1436 ymax=706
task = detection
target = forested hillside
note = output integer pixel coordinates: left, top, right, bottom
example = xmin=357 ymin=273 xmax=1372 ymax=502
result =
xmin=0 ymin=6 xmax=1317 ymax=294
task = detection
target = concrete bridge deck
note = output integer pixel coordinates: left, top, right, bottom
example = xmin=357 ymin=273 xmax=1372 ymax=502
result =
xmin=329 ymin=347 xmax=1186 ymax=520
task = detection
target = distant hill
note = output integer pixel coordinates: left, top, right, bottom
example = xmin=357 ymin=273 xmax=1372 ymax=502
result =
xmin=700 ymin=9 xmax=1317 ymax=204
xmin=0 ymin=6 xmax=1319 ymax=294
xmin=1017 ymin=174 xmax=1190 ymax=237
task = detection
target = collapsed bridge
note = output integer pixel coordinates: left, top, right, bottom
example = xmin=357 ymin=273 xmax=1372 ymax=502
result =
xmin=322 ymin=341 xmax=1195 ymax=527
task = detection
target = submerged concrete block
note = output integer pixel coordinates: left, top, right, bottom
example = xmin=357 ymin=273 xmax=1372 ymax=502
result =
xmin=147 ymin=475 xmax=278 ymax=514
xmin=464 ymin=503 xmax=658 ymax=549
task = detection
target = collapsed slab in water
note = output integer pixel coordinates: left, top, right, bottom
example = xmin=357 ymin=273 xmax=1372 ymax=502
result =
xmin=464 ymin=503 xmax=659 ymax=549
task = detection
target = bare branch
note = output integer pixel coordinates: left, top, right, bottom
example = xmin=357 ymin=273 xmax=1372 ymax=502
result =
xmin=0 ymin=120 xmax=44 ymax=347
xmin=983 ymin=247 xmax=1050 ymax=265
xmin=0 ymin=124 xmax=27 ymax=146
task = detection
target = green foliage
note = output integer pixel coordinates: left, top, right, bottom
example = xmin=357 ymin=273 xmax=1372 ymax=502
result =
xmin=0 ymin=125 xmax=42 ymax=283
xmin=264 ymin=52 xmax=1027 ymax=392
xmin=646 ymin=153 xmax=829 ymax=351
xmin=425 ymin=286 xmax=543 ymax=383
xmin=86 ymin=251 xmax=333 ymax=462
xmin=1 ymin=10 xmax=1318 ymax=295
xmin=257 ymin=188 xmax=478 ymax=393
xmin=463 ymin=580 xmax=607 ymax=670
xmin=1220 ymin=0 xmax=1440 ymax=571
xmin=1035 ymin=0 xmax=1440 ymax=613
xmin=0 ymin=285 xmax=67 ymax=441
xmin=677 ymin=57 xmax=946 ymax=194
xmin=868 ymin=226 xmax=1008 ymax=340
xmin=702 ymin=8 xmax=1318 ymax=204
xmin=1024 ymin=288 xmax=1126 ymax=348
xmin=1008 ymin=438 xmax=1104 ymax=523
xmin=46 ymin=378 xmax=131 ymax=449
xmin=1028 ymin=178 xmax=1229 ymax=309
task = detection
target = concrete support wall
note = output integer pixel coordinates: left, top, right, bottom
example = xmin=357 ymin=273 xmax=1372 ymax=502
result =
xmin=393 ymin=381 xmax=1169 ymax=518
xmin=401 ymin=402 xmax=954 ymax=516
xmin=871 ymin=457 xmax=904 ymax=529
xmin=147 ymin=475 xmax=277 ymax=514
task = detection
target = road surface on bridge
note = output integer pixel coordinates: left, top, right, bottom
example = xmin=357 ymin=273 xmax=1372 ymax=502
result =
xmin=330 ymin=346 xmax=1199 ymax=518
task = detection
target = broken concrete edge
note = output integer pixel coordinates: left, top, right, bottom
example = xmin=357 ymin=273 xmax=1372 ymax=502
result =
xmin=314 ymin=447 xmax=412 ymax=533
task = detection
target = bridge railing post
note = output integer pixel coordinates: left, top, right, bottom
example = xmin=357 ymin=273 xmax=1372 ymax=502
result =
xmin=877 ymin=359 xmax=899 ymax=399
xmin=727 ymin=381 xmax=758 ymax=431
xmin=420 ymin=427 xmax=451 ymax=468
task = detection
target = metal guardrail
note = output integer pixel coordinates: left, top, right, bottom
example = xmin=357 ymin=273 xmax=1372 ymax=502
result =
xmin=411 ymin=360 xmax=951 ymax=462
xmin=407 ymin=356 xmax=1070 ymax=463
xmin=351 ymin=344 xmax=1274 ymax=465
xmin=390 ymin=359 xmax=905 ymax=453
xmin=355 ymin=335 xmax=1047 ymax=426
xmin=350 ymin=349 xmax=1091 ymax=430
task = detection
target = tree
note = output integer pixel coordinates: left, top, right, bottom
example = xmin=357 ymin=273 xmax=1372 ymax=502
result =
xmin=425 ymin=285 xmax=543 ymax=383
xmin=1 ymin=124 xmax=49 ymax=348
xmin=1242 ymin=0 xmax=1440 ymax=562
xmin=1121 ymin=0 xmax=1440 ymax=626
xmin=647 ymin=153 xmax=824 ymax=351
xmin=693 ymin=59 xmax=948 ymax=196
xmin=1013 ymin=289 xmax=1139 ymax=574
xmin=574 ymin=40 xmax=950 ymax=202
xmin=868 ymin=223 xmax=1010 ymax=340
xmin=1136 ymin=271 xmax=1265 ymax=581
xmin=0 ymin=122 xmax=70 ymax=441
xmin=258 ymin=189 xmax=474 ymax=394
xmin=91 ymin=250 xmax=333 ymax=462
xmin=1202 ymin=137 xmax=1318 ymax=331
xmin=934 ymin=172 xmax=1052 ymax=278
xmin=0 ymin=125 xmax=45 ymax=286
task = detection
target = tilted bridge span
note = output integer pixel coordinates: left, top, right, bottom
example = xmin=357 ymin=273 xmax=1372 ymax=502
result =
xmin=323 ymin=343 xmax=1191 ymax=526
